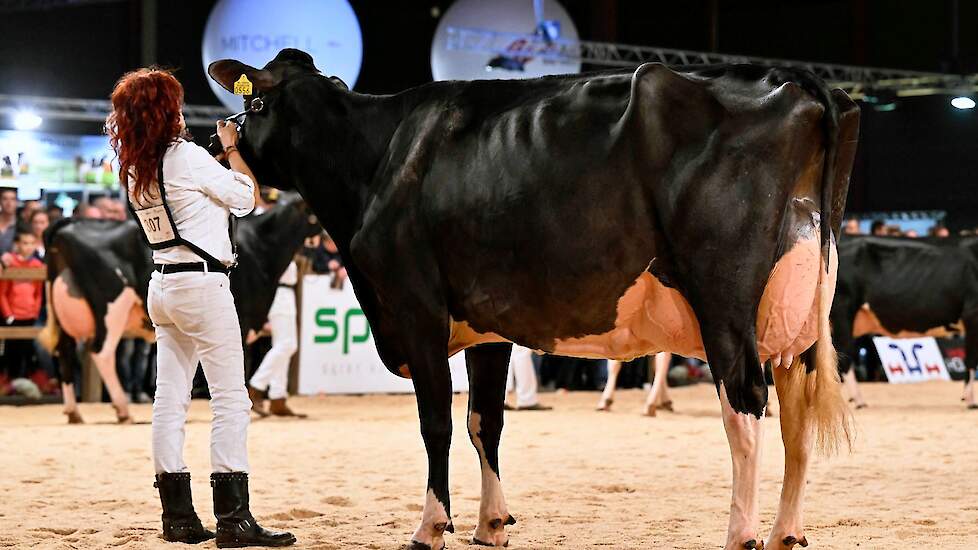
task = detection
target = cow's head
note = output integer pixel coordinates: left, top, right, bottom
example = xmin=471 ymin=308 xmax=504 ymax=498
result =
xmin=207 ymin=48 xmax=349 ymax=191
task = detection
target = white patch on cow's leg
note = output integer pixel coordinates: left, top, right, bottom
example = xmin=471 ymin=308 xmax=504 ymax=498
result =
xmin=766 ymin=362 xmax=813 ymax=549
xmin=410 ymin=489 xmax=451 ymax=550
xmin=842 ymin=369 xmax=867 ymax=408
xmin=91 ymin=288 xmax=140 ymax=423
xmin=468 ymin=412 xmax=511 ymax=546
xmin=719 ymin=385 xmax=764 ymax=550
xmin=644 ymin=352 xmax=672 ymax=416
xmin=597 ymin=360 xmax=622 ymax=411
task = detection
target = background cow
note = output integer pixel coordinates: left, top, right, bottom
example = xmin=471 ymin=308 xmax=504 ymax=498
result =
xmin=209 ymin=49 xmax=859 ymax=550
xmin=39 ymin=196 xmax=320 ymax=423
xmin=832 ymin=235 xmax=978 ymax=408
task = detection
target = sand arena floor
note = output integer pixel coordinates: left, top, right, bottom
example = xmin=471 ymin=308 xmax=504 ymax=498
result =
xmin=1 ymin=382 xmax=976 ymax=549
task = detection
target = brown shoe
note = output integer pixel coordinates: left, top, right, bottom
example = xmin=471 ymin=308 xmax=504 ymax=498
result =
xmin=248 ymin=386 xmax=269 ymax=417
xmin=268 ymin=398 xmax=307 ymax=418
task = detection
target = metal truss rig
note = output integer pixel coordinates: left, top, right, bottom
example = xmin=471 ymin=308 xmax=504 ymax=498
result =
xmin=446 ymin=27 xmax=978 ymax=100
xmin=0 ymin=94 xmax=230 ymax=126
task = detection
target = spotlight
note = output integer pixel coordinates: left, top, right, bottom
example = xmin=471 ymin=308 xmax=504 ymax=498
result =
xmin=12 ymin=110 xmax=42 ymax=130
xmin=951 ymin=96 xmax=976 ymax=110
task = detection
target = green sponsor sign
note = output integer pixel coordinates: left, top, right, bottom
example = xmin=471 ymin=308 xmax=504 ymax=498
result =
xmin=313 ymin=307 xmax=371 ymax=354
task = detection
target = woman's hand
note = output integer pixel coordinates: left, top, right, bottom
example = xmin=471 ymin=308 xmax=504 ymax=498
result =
xmin=216 ymin=120 xmax=239 ymax=149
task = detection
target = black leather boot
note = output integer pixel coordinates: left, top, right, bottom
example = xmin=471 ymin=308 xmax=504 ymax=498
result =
xmin=154 ymin=472 xmax=215 ymax=544
xmin=211 ymin=472 xmax=296 ymax=548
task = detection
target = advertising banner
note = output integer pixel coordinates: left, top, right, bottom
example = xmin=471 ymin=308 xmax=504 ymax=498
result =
xmin=298 ymin=275 xmax=469 ymax=394
xmin=872 ymin=336 xmax=951 ymax=383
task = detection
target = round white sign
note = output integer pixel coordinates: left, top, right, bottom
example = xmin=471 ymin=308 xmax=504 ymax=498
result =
xmin=431 ymin=0 xmax=581 ymax=82
xmin=202 ymin=0 xmax=363 ymax=110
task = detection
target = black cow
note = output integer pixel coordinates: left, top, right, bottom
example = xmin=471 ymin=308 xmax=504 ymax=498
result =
xmin=832 ymin=235 xmax=978 ymax=408
xmin=40 ymin=196 xmax=320 ymax=423
xmin=209 ymin=49 xmax=860 ymax=550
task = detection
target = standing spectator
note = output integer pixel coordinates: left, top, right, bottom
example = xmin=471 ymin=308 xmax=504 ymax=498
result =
xmin=505 ymin=346 xmax=551 ymax=411
xmin=843 ymin=218 xmax=861 ymax=235
xmin=0 ymin=228 xmax=44 ymax=379
xmin=29 ymin=210 xmax=49 ymax=259
xmin=0 ymin=188 xmax=17 ymax=255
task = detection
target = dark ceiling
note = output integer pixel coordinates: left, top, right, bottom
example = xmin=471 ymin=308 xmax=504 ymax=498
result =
xmin=1 ymin=0 xmax=976 ymax=226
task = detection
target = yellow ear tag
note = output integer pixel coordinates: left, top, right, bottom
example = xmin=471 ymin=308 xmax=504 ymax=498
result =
xmin=233 ymin=74 xmax=253 ymax=96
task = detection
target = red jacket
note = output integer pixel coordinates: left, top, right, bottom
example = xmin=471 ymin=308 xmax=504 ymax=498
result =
xmin=0 ymin=253 xmax=44 ymax=320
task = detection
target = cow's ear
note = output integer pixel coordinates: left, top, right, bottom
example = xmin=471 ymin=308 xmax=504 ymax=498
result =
xmin=207 ymin=59 xmax=280 ymax=93
xmin=329 ymin=76 xmax=349 ymax=90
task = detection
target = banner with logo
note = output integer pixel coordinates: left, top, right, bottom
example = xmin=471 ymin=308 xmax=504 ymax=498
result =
xmin=872 ymin=336 xmax=951 ymax=383
xmin=298 ymin=275 xmax=469 ymax=395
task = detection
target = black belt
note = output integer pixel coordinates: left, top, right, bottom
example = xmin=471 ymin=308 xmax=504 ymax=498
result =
xmin=277 ymin=283 xmax=296 ymax=289
xmin=155 ymin=262 xmax=230 ymax=275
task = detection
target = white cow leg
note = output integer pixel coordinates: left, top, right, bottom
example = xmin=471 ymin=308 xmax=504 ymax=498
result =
xmin=644 ymin=352 xmax=672 ymax=416
xmin=90 ymin=289 xmax=139 ymax=423
xmin=720 ymin=387 xmax=764 ymax=550
xmin=767 ymin=365 xmax=813 ymax=549
xmin=597 ymin=359 xmax=622 ymax=411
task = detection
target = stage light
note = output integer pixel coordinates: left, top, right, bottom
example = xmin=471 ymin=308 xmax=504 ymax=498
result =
xmin=951 ymin=96 xmax=976 ymax=109
xmin=12 ymin=110 xmax=42 ymax=130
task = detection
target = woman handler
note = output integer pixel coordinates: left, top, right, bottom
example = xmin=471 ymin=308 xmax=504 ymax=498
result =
xmin=107 ymin=68 xmax=295 ymax=548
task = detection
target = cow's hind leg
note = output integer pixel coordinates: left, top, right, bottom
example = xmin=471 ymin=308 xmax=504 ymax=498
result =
xmin=701 ymin=325 xmax=768 ymax=550
xmin=91 ymin=344 xmax=132 ymax=423
xmin=963 ymin=315 xmax=978 ymax=409
xmin=596 ymin=359 xmax=622 ymax=411
xmin=57 ymin=334 xmax=84 ymax=424
xmin=465 ymin=343 xmax=516 ymax=547
xmin=767 ymin=358 xmax=813 ymax=549
xmin=644 ymin=352 xmax=672 ymax=416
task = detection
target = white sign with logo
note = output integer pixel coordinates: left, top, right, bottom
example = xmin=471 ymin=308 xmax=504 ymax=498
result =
xmin=872 ymin=336 xmax=951 ymax=383
xmin=298 ymin=275 xmax=469 ymax=395
xmin=202 ymin=0 xmax=363 ymax=111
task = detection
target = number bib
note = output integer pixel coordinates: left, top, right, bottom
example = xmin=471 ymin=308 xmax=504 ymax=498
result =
xmin=133 ymin=203 xmax=176 ymax=244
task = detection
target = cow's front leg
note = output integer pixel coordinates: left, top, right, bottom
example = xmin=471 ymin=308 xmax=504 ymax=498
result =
xmin=465 ymin=343 xmax=516 ymax=546
xmin=408 ymin=348 xmax=455 ymax=550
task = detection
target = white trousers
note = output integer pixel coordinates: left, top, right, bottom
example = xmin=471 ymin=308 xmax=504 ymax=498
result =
xmin=507 ymin=345 xmax=539 ymax=408
xmin=249 ymin=287 xmax=297 ymax=400
xmin=148 ymin=270 xmax=251 ymax=474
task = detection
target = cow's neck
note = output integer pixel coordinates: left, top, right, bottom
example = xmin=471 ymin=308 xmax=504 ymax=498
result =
xmin=291 ymin=87 xmax=431 ymax=249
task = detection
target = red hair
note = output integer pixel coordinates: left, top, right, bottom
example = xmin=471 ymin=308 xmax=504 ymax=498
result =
xmin=106 ymin=68 xmax=186 ymax=201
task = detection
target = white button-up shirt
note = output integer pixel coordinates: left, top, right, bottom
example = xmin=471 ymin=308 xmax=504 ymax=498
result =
xmin=132 ymin=140 xmax=255 ymax=266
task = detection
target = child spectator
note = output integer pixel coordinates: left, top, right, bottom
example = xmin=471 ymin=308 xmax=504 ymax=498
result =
xmin=0 ymin=228 xmax=45 ymax=380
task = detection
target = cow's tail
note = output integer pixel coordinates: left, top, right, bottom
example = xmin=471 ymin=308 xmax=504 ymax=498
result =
xmin=37 ymin=280 xmax=60 ymax=353
xmin=810 ymin=252 xmax=853 ymax=455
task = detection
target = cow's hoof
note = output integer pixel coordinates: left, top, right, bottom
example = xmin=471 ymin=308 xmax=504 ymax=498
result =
xmin=404 ymin=542 xmax=433 ymax=550
xmin=472 ymin=515 xmax=514 ymax=547
xmin=660 ymin=400 xmax=674 ymax=412
xmin=471 ymin=538 xmax=509 ymax=547
xmin=596 ymin=398 xmax=613 ymax=411
xmin=743 ymin=540 xmax=764 ymax=550
xmin=65 ymin=411 xmax=84 ymax=424
xmin=117 ymin=415 xmax=133 ymax=424
xmin=643 ymin=404 xmax=657 ymax=417
xmin=967 ymin=403 xmax=978 ymax=410
xmin=781 ymin=535 xmax=809 ymax=548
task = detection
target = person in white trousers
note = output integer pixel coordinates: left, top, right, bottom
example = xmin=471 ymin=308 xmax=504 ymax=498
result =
xmin=248 ymin=260 xmax=304 ymax=417
xmin=109 ymin=68 xmax=294 ymax=548
xmin=505 ymin=345 xmax=552 ymax=411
